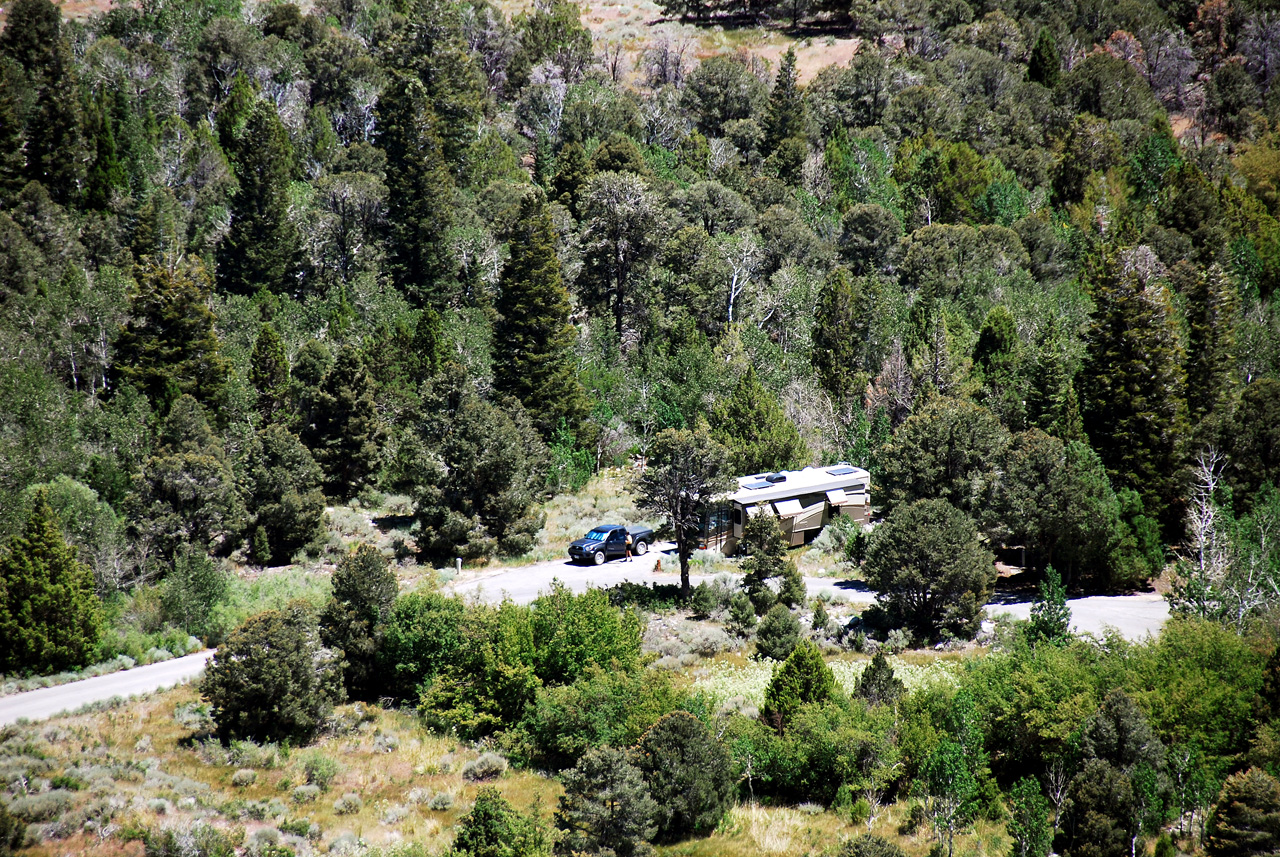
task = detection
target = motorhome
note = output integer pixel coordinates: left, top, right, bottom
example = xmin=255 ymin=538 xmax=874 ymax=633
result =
xmin=701 ymin=464 xmax=872 ymax=553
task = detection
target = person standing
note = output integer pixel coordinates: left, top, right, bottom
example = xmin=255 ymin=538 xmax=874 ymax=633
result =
xmin=625 ymin=531 xmax=633 ymax=562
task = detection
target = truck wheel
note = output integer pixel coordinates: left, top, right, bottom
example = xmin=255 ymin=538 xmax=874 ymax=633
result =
xmin=594 ymin=550 xmax=606 ymax=565
xmin=634 ymin=540 xmax=648 ymax=556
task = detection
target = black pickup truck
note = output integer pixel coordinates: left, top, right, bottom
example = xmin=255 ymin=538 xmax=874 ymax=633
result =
xmin=568 ymin=525 xmax=655 ymax=565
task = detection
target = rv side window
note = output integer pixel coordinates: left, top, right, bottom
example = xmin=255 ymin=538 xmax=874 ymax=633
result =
xmin=733 ymin=507 xmax=743 ymax=526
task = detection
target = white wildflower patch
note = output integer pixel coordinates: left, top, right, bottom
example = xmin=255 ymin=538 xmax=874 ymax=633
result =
xmin=693 ymin=656 xmax=960 ymax=707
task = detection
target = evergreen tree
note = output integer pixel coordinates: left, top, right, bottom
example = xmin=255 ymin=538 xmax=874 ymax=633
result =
xmin=0 ymin=0 xmax=86 ymax=206
xmin=85 ymin=95 xmax=126 ymax=210
xmin=319 ymin=544 xmax=397 ymax=701
xmin=711 ymin=365 xmax=808 ymax=475
xmin=1027 ymin=28 xmax=1061 ymax=88
xmin=855 ymin=651 xmax=906 ymax=706
xmin=1206 ymin=768 xmax=1280 ymax=857
xmin=389 ymin=0 xmax=486 ymax=171
xmin=302 ymin=344 xmax=382 ymax=500
xmin=0 ymin=61 xmax=26 ymax=205
xmin=740 ymin=511 xmax=805 ymax=614
xmin=755 ymin=603 xmax=802 ymax=660
xmin=764 ymin=48 xmax=804 ymax=152
xmin=552 ymin=141 xmax=592 ymax=217
xmin=249 ymin=323 xmax=291 ymax=425
xmin=0 ymin=491 xmax=102 ymax=675
xmin=811 ymin=269 xmax=878 ymax=405
xmin=1080 ymin=253 xmax=1190 ymax=540
xmin=1184 ymin=264 xmax=1240 ymax=425
xmin=1027 ymin=321 xmax=1084 ymax=442
xmin=411 ymin=308 xmax=449 ymax=380
xmin=241 ymin=424 xmax=326 ymax=565
xmin=494 ymin=192 xmax=588 ymax=439
xmin=115 ymin=257 xmax=231 ymax=411
xmin=631 ymin=713 xmax=735 ymax=841
xmin=973 ymin=304 xmax=1025 ymax=429
xmin=1026 ymin=565 xmax=1071 ymax=646
xmin=556 ymin=746 xmax=659 ymax=857
xmin=376 ymin=73 xmax=457 ymax=307
xmin=216 ymin=84 xmax=299 ymax=294
xmin=201 ymin=605 xmax=344 ymax=744
xmin=126 ymin=395 xmax=246 ymax=560
xmin=637 ymin=424 xmax=732 ymax=599
xmin=761 ymin=639 xmax=836 ymax=730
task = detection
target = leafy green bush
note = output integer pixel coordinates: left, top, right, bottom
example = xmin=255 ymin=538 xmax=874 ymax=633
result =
xmin=319 ymin=543 xmax=396 ymax=700
xmin=302 ymin=753 xmax=339 ymax=791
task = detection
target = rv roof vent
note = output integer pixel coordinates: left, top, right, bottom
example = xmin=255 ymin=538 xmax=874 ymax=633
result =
xmin=765 ymin=472 xmax=787 ymax=483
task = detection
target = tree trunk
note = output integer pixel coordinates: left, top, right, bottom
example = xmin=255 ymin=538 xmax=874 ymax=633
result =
xmin=678 ymin=536 xmax=691 ymax=600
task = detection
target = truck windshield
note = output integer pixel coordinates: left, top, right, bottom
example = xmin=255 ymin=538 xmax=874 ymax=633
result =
xmin=585 ymin=528 xmax=613 ymax=541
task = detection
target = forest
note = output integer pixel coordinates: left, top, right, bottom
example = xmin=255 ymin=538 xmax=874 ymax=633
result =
xmin=1 ymin=0 xmax=1280 ymax=851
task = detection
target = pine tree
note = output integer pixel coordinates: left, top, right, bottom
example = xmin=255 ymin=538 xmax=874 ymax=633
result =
xmin=85 ymin=95 xmax=126 ymax=210
xmin=812 ymin=269 xmax=879 ymax=406
xmin=711 ymin=365 xmax=809 ymax=475
xmin=249 ymin=323 xmax=291 ymax=425
xmin=0 ymin=61 xmax=25 ymax=204
xmin=740 ymin=512 xmax=805 ymax=614
xmin=216 ymin=85 xmax=298 ymax=294
xmin=1080 ymin=254 xmax=1189 ymax=539
xmin=389 ymin=0 xmax=486 ymax=172
xmin=376 ymin=72 xmax=457 ymax=307
xmin=973 ymin=305 xmax=1025 ymax=429
xmin=1027 ymin=28 xmax=1061 ymax=88
xmin=494 ymin=192 xmax=588 ymax=439
xmin=764 ymin=47 xmax=804 ymax=153
xmin=0 ymin=0 xmax=86 ymax=206
xmin=761 ymin=639 xmax=836 ymax=730
xmin=1026 ymin=565 xmax=1071 ymax=646
xmin=1027 ymin=321 xmax=1084 ymax=442
xmin=1184 ymin=264 xmax=1239 ymax=425
xmin=0 ymin=491 xmax=102 ymax=675
xmin=303 ymin=344 xmax=382 ymax=499
xmin=855 ymin=651 xmax=905 ymax=706
xmin=552 ymin=141 xmax=592 ymax=217
xmin=411 ymin=308 xmax=449 ymax=380
xmin=115 ymin=257 xmax=231 ymax=411
xmin=320 ymin=544 xmax=397 ymax=700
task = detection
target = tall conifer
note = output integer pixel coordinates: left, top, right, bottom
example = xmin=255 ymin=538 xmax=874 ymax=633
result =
xmin=376 ymin=73 xmax=457 ymax=307
xmin=494 ymin=192 xmax=587 ymax=439
xmin=764 ymin=47 xmax=804 ymax=154
xmin=250 ymin=323 xmax=291 ymax=425
xmin=217 ymin=83 xmax=298 ymax=294
xmin=711 ymin=365 xmax=809 ymax=475
xmin=1184 ymin=264 xmax=1239 ymax=425
xmin=0 ymin=491 xmax=102 ymax=674
xmin=1080 ymin=254 xmax=1189 ymax=539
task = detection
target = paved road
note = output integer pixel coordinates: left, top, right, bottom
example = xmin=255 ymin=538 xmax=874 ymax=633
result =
xmin=0 ymin=651 xmax=213 ymax=727
xmin=0 ymin=558 xmax=1167 ymax=727
xmin=446 ymin=546 xmax=1169 ymax=639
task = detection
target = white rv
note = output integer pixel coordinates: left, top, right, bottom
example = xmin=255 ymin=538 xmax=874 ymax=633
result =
xmin=701 ymin=464 xmax=872 ymax=553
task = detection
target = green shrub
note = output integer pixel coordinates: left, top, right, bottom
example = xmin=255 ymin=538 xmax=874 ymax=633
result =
xmin=319 ymin=544 xmax=397 ymax=701
xmin=231 ymin=769 xmax=257 ymax=787
xmin=7 ymin=789 xmax=73 ymax=822
xmin=631 ymin=712 xmax=735 ymax=842
xmin=291 ymin=785 xmax=320 ymax=804
xmin=461 ymin=752 xmax=508 ymax=782
xmin=333 ymin=792 xmax=363 ymax=815
xmin=762 ymin=640 xmax=836 ymax=729
xmin=755 ymin=604 xmax=801 ymax=661
xmin=838 ymin=834 xmax=909 ymax=857
xmin=301 ymin=753 xmax=339 ymax=791
xmin=0 ymin=801 xmax=23 ymax=857
xmin=200 ymin=605 xmax=344 ymax=744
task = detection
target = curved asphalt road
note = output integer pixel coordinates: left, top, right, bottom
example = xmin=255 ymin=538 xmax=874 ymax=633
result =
xmin=0 ymin=650 xmax=213 ymax=727
xmin=0 ymin=551 xmax=1169 ymax=726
